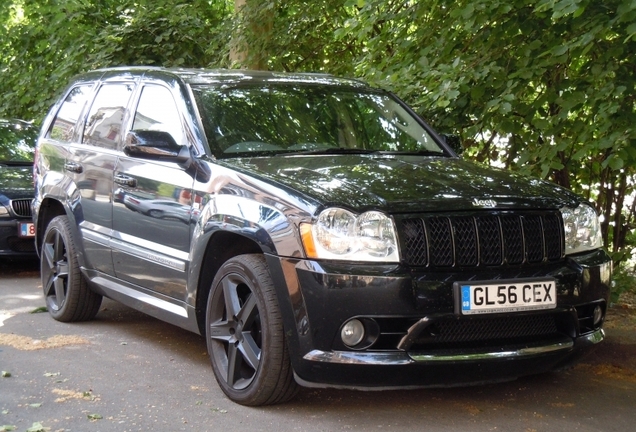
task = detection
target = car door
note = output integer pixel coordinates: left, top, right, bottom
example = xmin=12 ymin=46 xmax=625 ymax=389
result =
xmin=111 ymin=82 xmax=194 ymax=300
xmin=68 ymin=80 xmax=136 ymax=275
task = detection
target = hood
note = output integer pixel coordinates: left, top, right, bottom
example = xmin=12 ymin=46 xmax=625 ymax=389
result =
xmin=0 ymin=165 xmax=34 ymax=200
xmin=221 ymin=155 xmax=581 ymax=213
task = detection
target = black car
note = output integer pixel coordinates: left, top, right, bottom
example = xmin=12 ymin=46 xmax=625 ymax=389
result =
xmin=0 ymin=119 xmax=37 ymax=257
xmin=33 ymin=67 xmax=612 ymax=406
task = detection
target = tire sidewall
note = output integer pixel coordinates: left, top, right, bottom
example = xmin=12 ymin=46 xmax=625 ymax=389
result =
xmin=205 ymin=255 xmax=283 ymax=405
xmin=41 ymin=215 xmax=86 ymax=321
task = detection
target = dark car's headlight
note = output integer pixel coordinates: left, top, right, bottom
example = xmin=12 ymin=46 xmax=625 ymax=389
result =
xmin=0 ymin=205 xmax=9 ymax=217
xmin=561 ymin=204 xmax=603 ymax=255
xmin=300 ymin=208 xmax=400 ymax=262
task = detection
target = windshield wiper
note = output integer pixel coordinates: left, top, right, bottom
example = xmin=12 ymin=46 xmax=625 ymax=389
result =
xmin=283 ymin=147 xmax=377 ymax=156
xmin=374 ymin=150 xmax=446 ymax=157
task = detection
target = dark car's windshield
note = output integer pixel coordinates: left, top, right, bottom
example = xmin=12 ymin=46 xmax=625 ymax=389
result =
xmin=191 ymin=84 xmax=446 ymax=158
xmin=0 ymin=120 xmax=37 ymax=163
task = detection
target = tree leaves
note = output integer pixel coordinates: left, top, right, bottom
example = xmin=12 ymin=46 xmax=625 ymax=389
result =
xmin=0 ymin=0 xmax=233 ymax=122
xmin=1 ymin=0 xmax=635 ymax=268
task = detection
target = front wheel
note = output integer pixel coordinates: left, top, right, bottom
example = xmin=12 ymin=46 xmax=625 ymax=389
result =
xmin=205 ymin=254 xmax=298 ymax=405
xmin=40 ymin=215 xmax=102 ymax=322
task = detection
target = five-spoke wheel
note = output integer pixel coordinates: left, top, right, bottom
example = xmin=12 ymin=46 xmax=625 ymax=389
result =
xmin=206 ymin=254 xmax=298 ymax=405
xmin=40 ymin=216 xmax=102 ymax=322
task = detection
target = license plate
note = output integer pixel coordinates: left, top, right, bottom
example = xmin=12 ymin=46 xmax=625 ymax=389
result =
xmin=455 ymin=278 xmax=556 ymax=315
xmin=19 ymin=222 xmax=35 ymax=238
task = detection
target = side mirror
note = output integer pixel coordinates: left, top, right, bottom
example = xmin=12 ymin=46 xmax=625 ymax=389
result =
xmin=124 ymin=130 xmax=190 ymax=164
xmin=440 ymin=133 xmax=463 ymax=155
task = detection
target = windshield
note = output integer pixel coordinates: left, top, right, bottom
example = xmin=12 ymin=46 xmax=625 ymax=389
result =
xmin=191 ymin=85 xmax=446 ymax=158
xmin=0 ymin=120 xmax=37 ymax=163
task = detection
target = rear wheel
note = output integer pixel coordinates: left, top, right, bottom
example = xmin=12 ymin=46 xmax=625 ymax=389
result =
xmin=205 ymin=254 xmax=298 ymax=405
xmin=40 ymin=215 xmax=102 ymax=322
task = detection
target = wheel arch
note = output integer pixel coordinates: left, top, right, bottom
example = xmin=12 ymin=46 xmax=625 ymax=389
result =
xmin=193 ymin=231 xmax=263 ymax=334
xmin=35 ymin=197 xmax=87 ymax=268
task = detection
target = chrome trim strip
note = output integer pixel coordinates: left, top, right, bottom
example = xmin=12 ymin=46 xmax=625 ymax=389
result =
xmin=303 ymin=335 xmax=588 ymax=365
xmin=81 ymin=228 xmax=111 ymax=246
xmin=79 ymin=221 xmax=111 ymax=237
xmin=409 ymin=340 xmax=574 ymax=362
xmin=303 ymin=350 xmax=413 ymax=365
xmin=91 ymin=276 xmax=188 ymax=318
xmin=580 ymin=328 xmax=605 ymax=345
xmin=79 ymin=221 xmax=189 ymax=272
xmin=110 ymin=238 xmax=186 ymax=272
xmin=113 ymin=231 xmax=189 ymax=261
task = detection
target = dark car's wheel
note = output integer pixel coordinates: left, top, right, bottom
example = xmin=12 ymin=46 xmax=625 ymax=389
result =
xmin=40 ymin=215 xmax=102 ymax=322
xmin=206 ymin=254 xmax=298 ymax=406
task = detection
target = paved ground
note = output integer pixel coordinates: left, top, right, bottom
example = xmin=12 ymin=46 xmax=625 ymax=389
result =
xmin=1 ymin=258 xmax=635 ymax=432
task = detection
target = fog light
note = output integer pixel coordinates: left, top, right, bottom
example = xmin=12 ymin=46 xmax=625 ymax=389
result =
xmin=341 ymin=319 xmax=365 ymax=347
xmin=593 ymin=305 xmax=603 ymax=325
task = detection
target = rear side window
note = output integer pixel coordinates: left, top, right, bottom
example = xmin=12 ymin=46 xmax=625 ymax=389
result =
xmin=49 ymin=85 xmax=93 ymax=143
xmin=83 ymin=83 xmax=134 ymax=150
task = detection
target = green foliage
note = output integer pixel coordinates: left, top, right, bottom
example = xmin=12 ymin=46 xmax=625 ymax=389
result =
xmin=0 ymin=119 xmax=37 ymax=162
xmin=611 ymin=262 xmax=636 ymax=304
xmin=0 ymin=0 xmax=233 ymax=123
xmin=232 ymin=0 xmax=359 ymax=75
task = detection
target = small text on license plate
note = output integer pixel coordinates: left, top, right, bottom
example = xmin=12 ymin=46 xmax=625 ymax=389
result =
xmin=455 ymin=278 xmax=556 ymax=315
xmin=19 ymin=222 xmax=35 ymax=238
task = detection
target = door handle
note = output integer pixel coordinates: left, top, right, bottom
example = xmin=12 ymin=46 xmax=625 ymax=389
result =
xmin=114 ymin=173 xmax=137 ymax=187
xmin=64 ymin=162 xmax=83 ymax=173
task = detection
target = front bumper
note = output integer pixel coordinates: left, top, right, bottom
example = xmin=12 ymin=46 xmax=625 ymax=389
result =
xmin=266 ymin=249 xmax=612 ymax=389
xmin=0 ymin=219 xmax=36 ymax=256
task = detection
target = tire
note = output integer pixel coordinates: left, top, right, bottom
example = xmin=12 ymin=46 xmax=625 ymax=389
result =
xmin=148 ymin=209 xmax=162 ymax=218
xmin=40 ymin=215 xmax=102 ymax=322
xmin=205 ymin=254 xmax=298 ymax=406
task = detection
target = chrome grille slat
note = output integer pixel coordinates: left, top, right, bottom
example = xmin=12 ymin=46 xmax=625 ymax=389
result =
xmin=10 ymin=198 xmax=33 ymax=217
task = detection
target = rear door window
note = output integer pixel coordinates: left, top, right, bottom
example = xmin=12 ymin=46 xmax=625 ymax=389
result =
xmin=49 ymin=85 xmax=93 ymax=143
xmin=82 ymin=83 xmax=134 ymax=149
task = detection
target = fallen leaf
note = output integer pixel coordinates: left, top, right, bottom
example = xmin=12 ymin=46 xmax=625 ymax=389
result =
xmin=1 ymin=371 xmax=10 ymax=378
xmin=30 ymin=307 xmax=48 ymax=314
xmin=87 ymin=413 xmax=102 ymax=421
xmin=26 ymin=422 xmax=49 ymax=432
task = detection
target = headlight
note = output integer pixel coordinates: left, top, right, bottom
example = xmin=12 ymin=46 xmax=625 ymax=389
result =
xmin=561 ymin=204 xmax=603 ymax=255
xmin=0 ymin=205 xmax=9 ymax=216
xmin=300 ymin=208 xmax=400 ymax=262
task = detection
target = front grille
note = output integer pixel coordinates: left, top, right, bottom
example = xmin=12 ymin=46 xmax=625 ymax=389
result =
xmin=401 ymin=211 xmax=564 ymax=267
xmin=11 ymin=199 xmax=33 ymax=217
xmin=408 ymin=314 xmax=559 ymax=351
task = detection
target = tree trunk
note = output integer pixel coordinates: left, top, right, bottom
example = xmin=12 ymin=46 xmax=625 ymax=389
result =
xmin=230 ymin=0 xmax=271 ymax=70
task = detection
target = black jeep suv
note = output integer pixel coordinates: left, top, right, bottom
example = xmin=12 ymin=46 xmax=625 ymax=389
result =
xmin=33 ymin=67 xmax=611 ymax=405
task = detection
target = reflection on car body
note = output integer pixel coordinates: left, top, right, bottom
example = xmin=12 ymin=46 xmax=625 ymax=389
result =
xmin=123 ymin=195 xmax=193 ymax=223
